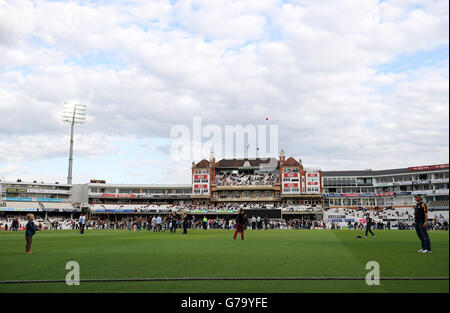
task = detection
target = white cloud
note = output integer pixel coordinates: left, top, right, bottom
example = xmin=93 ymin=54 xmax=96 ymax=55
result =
xmin=0 ymin=133 xmax=115 ymax=163
xmin=0 ymin=164 xmax=21 ymax=180
xmin=369 ymin=72 xmax=406 ymax=87
xmin=0 ymin=0 xmax=34 ymax=45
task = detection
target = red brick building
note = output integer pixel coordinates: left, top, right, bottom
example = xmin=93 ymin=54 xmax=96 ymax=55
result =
xmin=191 ymin=150 xmax=322 ymax=206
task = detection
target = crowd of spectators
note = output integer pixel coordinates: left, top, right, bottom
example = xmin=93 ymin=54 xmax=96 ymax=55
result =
xmin=1 ymin=204 xmax=448 ymax=231
xmin=179 ymin=202 xmax=276 ymax=212
xmin=286 ymin=219 xmax=322 ymax=229
xmin=323 ymin=207 xmax=449 ymax=230
xmin=176 ymin=202 xmax=323 ymax=213
xmin=215 ymin=172 xmax=280 ymax=186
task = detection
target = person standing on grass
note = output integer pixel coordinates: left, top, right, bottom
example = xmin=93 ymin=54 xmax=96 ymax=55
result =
xmin=173 ymin=213 xmax=179 ymax=234
xmin=170 ymin=213 xmax=177 ymax=234
xmin=233 ymin=209 xmax=246 ymax=240
xmin=264 ymin=217 xmax=269 ymax=230
xmin=364 ymin=213 xmax=375 ymax=238
xmin=414 ymin=195 xmax=432 ymax=254
xmin=251 ymin=216 xmax=256 ymax=230
xmin=25 ymin=214 xmax=40 ymax=254
xmin=133 ymin=218 xmax=138 ymax=232
xmin=79 ymin=214 xmax=86 ymax=234
xmin=156 ymin=215 xmax=162 ymax=232
xmin=202 ymin=216 xmax=207 ymax=230
xmin=182 ymin=213 xmax=189 ymax=234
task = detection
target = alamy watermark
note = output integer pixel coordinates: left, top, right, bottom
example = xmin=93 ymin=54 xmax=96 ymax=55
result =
xmin=169 ymin=117 xmax=279 ymax=163
xmin=66 ymin=261 xmax=80 ymax=286
xmin=365 ymin=261 xmax=380 ymax=286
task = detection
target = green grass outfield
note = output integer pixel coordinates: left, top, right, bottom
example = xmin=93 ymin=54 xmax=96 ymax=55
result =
xmin=0 ymin=229 xmax=448 ymax=293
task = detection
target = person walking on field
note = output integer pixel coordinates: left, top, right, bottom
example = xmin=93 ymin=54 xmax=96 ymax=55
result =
xmin=414 ymin=195 xmax=432 ymax=253
xmin=364 ymin=213 xmax=375 ymax=238
xmin=233 ymin=209 xmax=246 ymax=240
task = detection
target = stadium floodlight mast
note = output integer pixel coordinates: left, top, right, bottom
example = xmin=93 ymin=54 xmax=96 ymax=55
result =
xmin=62 ymin=102 xmax=87 ymax=185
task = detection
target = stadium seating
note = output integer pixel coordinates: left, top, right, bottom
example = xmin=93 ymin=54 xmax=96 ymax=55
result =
xmin=4 ymin=201 xmax=40 ymax=209
xmin=428 ymin=200 xmax=449 ymax=209
xmin=89 ymin=204 xmax=175 ymax=213
xmin=39 ymin=202 xmax=76 ymax=210
xmin=215 ymin=173 xmax=280 ymax=186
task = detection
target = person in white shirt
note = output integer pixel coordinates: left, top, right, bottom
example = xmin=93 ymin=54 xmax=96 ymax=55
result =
xmin=251 ymin=216 xmax=257 ymax=230
xmin=79 ymin=214 xmax=86 ymax=234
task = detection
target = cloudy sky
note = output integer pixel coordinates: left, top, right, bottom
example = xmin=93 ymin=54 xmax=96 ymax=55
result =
xmin=0 ymin=0 xmax=448 ymax=184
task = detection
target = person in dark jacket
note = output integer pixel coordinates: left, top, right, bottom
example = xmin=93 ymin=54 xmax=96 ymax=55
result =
xmin=182 ymin=213 xmax=189 ymax=234
xmin=414 ymin=195 xmax=432 ymax=253
xmin=12 ymin=219 xmax=18 ymax=231
xmin=364 ymin=213 xmax=376 ymax=238
xmin=170 ymin=213 xmax=178 ymax=234
xmin=233 ymin=209 xmax=246 ymax=240
xmin=202 ymin=216 xmax=208 ymax=230
xmin=25 ymin=214 xmax=40 ymax=254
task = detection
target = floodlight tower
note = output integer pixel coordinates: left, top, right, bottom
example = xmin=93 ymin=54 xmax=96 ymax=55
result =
xmin=63 ymin=102 xmax=87 ymax=185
